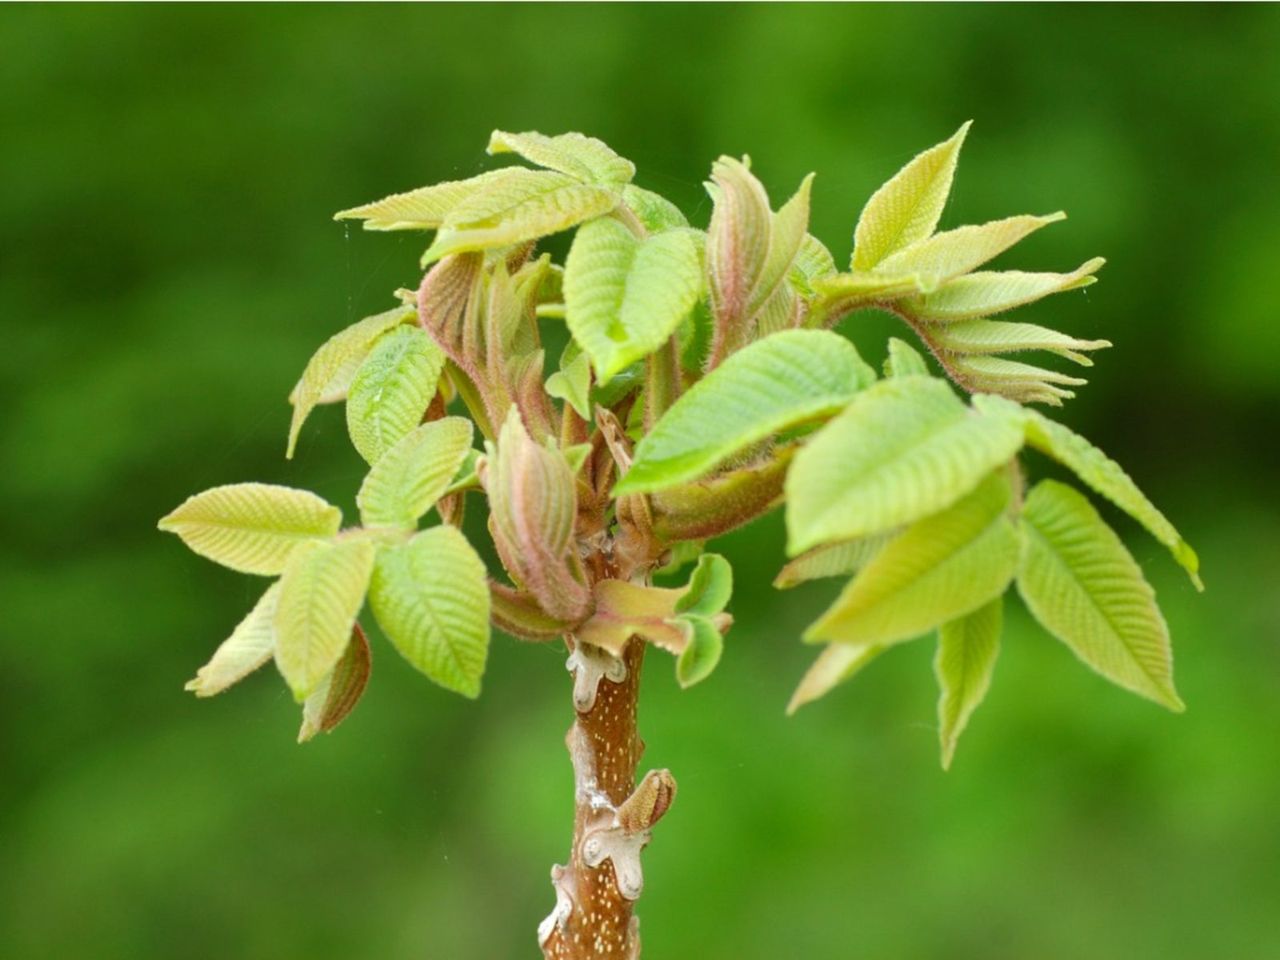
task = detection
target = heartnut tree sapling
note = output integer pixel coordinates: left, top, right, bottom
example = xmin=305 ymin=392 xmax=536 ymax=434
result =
xmin=160 ymin=126 xmax=1201 ymax=957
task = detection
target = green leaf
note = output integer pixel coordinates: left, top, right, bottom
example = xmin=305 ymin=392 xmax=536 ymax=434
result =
xmin=368 ymin=526 xmax=491 ymax=698
xmin=421 ymin=168 xmax=620 ymax=266
xmin=356 ymin=417 xmax=474 ymax=530
xmin=786 ymin=642 xmax=884 ymax=714
xmin=622 ymin=184 xmax=689 ymax=232
xmin=983 ymin=400 xmax=1200 ymax=588
xmin=928 ymin=319 xmax=1111 ymax=366
xmin=955 ymin=355 xmax=1086 ymax=405
xmin=185 ymin=582 xmax=280 ymax=697
xmin=674 ymin=553 xmax=733 ymax=616
xmin=333 ymin=168 xmax=522 ymax=231
xmin=1018 ymin=480 xmax=1183 ymax=711
xmin=563 ymin=216 xmax=703 ymax=384
xmin=773 ymin=533 xmax=893 ymax=589
xmin=675 ymin=615 xmax=724 ymax=688
xmin=790 ymin=234 xmax=837 ymax=293
xmin=159 ymin=483 xmax=342 ymax=576
xmin=901 ymin=258 xmax=1105 ymax=322
xmin=545 ymin=344 xmax=593 ymax=419
xmin=851 ymin=121 xmax=970 ymax=271
xmin=444 ymin=448 xmax=482 ymax=495
xmin=274 ymin=538 xmax=377 ymax=700
xmin=617 ymin=329 xmax=876 ymax=495
xmin=804 ymin=472 xmax=1020 ymax=646
xmin=345 ymin=325 xmax=446 ymax=465
xmin=785 ymin=376 xmax=1024 ymax=554
xmin=487 ymin=130 xmax=635 ymax=185
xmin=874 ymin=213 xmax=1066 ymax=292
xmin=298 ymin=623 xmax=372 ymax=743
xmin=934 ymin=597 xmax=1002 ymax=769
xmin=884 ymin=337 xmax=929 ymax=378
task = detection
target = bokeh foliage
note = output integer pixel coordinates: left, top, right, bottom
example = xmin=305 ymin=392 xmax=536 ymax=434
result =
xmin=2 ymin=5 xmax=1278 ymax=958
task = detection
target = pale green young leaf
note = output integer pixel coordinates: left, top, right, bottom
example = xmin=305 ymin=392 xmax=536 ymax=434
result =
xmin=955 ymin=355 xmax=1086 ymax=405
xmin=421 ymin=168 xmax=620 ymax=265
xmin=928 ymin=319 xmax=1111 ymax=366
xmin=356 ymin=417 xmax=474 ymax=530
xmin=884 ymin=336 xmax=929 ymax=378
xmin=345 ymin=325 xmax=446 ymax=466
xmin=935 ymin=597 xmax=1002 ymax=769
xmin=787 ymin=642 xmax=884 ymax=714
xmin=488 ymin=130 xmax=635 ymax=185
xmin=675 ymin=615 xmax=724 ymax=688
xmin=785 ymin=377 xmax=1024 ymax=554
xmin=368 ymin=525 xmax=491 ymax=698
xmin=805 ymin=472 xmax=1020 ymax=646
xmin=622 ymin=184 xmax=689 ymax=232
xmin=706 ymin=156 xmax=772 ymax=331
xmin=617 ymin=329 xmax=876 ymax=495
xmin=298 ymin=623 xmax=372 ymax=743
xmin=287 ymin=305 xmax=415 ymax=458
xmin=773 ymin=533 xmax=893 ymax=589
xmin=563 ymin=216 xmax=703 ymax=384
xmin=159 ymin=483 xmax=342 ymax=575
xmin=674 ymin=553 xmax=733 ymax=617
xmin=753 ymin=173 xmax=814 ymax=318
xmin=334 ymin=168 xmax=521 ymax=231
xmin=1018 ymin=480 xmax=1183 ymax=711
xmin=563 ymin=442 xmax=593 ymax=475
xmin=443 ymin=448 xmax=482 ymax=496
xmin=274 ymin=538 xmax=376 ymax=701
xmin=901 ymin=258 xmax=1105 ymax=322
xmin=185 ymin=582 xmax=281 ymax=697
xmin=851 ymin=121 xmax=970 ymax=270
xmin=790 ymin=234 xmax=837 ymax=292
xmin=875 ymin=213 xmax=1067 ymax=292
xmin=982 ymin=400 xmax=1201 ymax=588
xmin=545 ymin=345 xmax=593 ymax=420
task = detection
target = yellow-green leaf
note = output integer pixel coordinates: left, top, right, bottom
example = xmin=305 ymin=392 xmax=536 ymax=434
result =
xmin=274 ymin=538 xmax=376 ymax=700
xmin=786 ymin=376 xmax=1024 ymax=554
xmin=773 ymin=534 xmax=893 ymax=589
xmin=851 ymin=121 xmax=970 ymax=271
xmin=356 ymin=417 xmax=474 ymax=530
xmin=902 ymin=258 xmax=1105 ymax=322
xmin=675 ymin=615 xmax=724 ymax=688
xmin=488 ymin=130 xmax=635 ymax=185
xmin=875 ymin=213 xmax=1066 ymax=292
xmin=934 ymin=597 xmax=1002 ymax=769
xmin=622 ymin=184 xmax=689 ymax=232
xmin=159 ymin=483 xmax=342 ymax=575
xmin=545 ymin=345 xmax=593 ymax=420
xmin=184 ymin=582 xmax=280 ymax=697
xmin=333 ymin=168 xmax=522 ymax=231
xmin=804 ymin=472 xmax=1020 ymax=646
xmin=368 ymin=526 xmax=491 ymax=698
xmin=955 ymin=355 xmax=1086 ymax=405
xmin=1018 ymin=480 xmax=1183 ymax=711
xmin=928 ymin=319 xmax=1110 ymax=366
xmin=786 ymin=642 xmax=884 ymax=714
xmin=345 ymin=325 xmax=446 ymax=465
xmin=298 ymin=623 xmax=372 ymax=743
xmin=884 ymin=336 xmax=930 ymax=378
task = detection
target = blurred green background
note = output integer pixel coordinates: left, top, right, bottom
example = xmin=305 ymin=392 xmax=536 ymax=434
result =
xmin=3 ymin=5 xmax=1278 ymax=959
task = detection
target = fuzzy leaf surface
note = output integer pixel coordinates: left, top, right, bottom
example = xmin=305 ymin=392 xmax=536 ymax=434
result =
xmin=368 ymin=526 xmax=490 ymax=698
xmin=617 ymin=330 xmax=876 ymax=495
xmin=1018 ymin=480 xmax=1183 ymax=710
xmin=935 ymin=597 xmax=1002 ymax=769
xmin=563 ymin=216 xmax=703 ymax=383
xmin=885 ymin=337 xmax=929 ymax=377
xmin=902 ymin=258 xmax=1104 ymax=322
xmin=357 ymin=418 xmax=474 ymax=530
xmin=929 ymin=319 xmax=1110 ymax=366
xmin=875 ymin=213 xmax=1066 ymax=292
xmin=786 ymin=376 xmax=1024 ymax=554
xmin=773 ymin=534 xmax=893 ymax=589
xmin=159 ymin=483 xmax=342 ymax=576
xmin=334 ymin=169 xmax=521 ymax=231
xmin=185 ymin=582 xmax=281 ymax=697
xmin=346 ymin=325 xmax=446 ymax=465
xmin=804 ymin=472 xmax=1019 ymax=646
xmin=274 ymin=538 xmax=376 ymax=700
xmin=487 ymin=130 xmax=635 ymax=185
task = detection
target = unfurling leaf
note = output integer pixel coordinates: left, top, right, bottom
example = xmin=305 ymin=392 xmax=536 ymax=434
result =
xmin=901 ymin=258 xmax=1104 ymax=322
xmin=927 ymin=319 xmax=1110 ymax=366
xmin=185 ymin=582 xmax=280 ymax=697
xmin=545 ymin=344 xmax=593 ymax=420
xmin=984 ymin=400 xmax=1200 ymax=588
xmin=675 ymin=615 xmax=724 ymax=688
xmin=884 ymin=336 xmax=930 ymax=378
xmin=787 ymin=642 xmax=884 ymax=714
xmin=159 ymin=483 xmax=342 ymax=576
xmin=1018 ymin=480 xmax=1183 ymax=711
xmin=935 ymin=597 xmax=1002 ymax=769
xmin=274 ymin=538 xmax=377 ymax=701
xmin=617 ymin=330 xmax=876 ymax=495
xmin=287 ymin=305 xmax=415 ymax=458
xmin=622 ymin=184 xmax=689 ymax=233
xmin=421 ymin=168 xmax=621 ymax=265
xmin=773 ymin=533 xmax=893 ymax=589
xmin=563 ymin=216 xmax=703 ymax=384
xmin=785 ymin=376 xmax=1024 ymax=554
xmin=368 ymin=526 xmax=491 ymax=697
xmin=488 ymin=130 xmax=635 ymax=186
xmin=356 ymin=417 xmax=474 ymax=530
xmin=345 ymin=325 xmax=446 ymax=465
xmin=954 ymin=355 xmax=1086 ymax=405
xmin=674 ymin=553 xmax=733 ymax=617
xmin=852 ymin=121 xmax=970 ymax=271
xmin=334 ymin=168 xmax=523 ymax=231
xmin=298 ymin=623 xmax=372 ymax=743
xmin=804 ymin=471 xmax=1019 ymax=646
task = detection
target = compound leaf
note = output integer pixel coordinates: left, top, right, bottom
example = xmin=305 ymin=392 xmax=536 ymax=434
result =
xmin=1018 ymin=480 xmax=1183 ymax=711
xmin=617 ymin=329 xmax=876 ymax=495
xmin=488 ymin=130 xmax=635 ymax=185
xmin=357 ymin=417 xmax=474 ymax=530
xmin=159 ymin=483 xmax=342 ymax=576
xmin=346 ymin=325 xmax=446 ymax=465
xmin=368 ymin=525 xmax=491 ymax=698
xmin=185 ymin=582 xmax=281 ymax=697
xmin=298 ymin=623 xmax=372 ymax=743
xmin=935 ymin=597 xmax=1002 ymax=769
